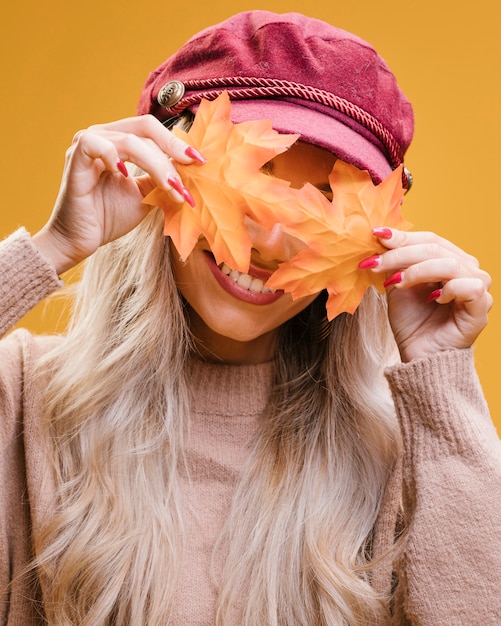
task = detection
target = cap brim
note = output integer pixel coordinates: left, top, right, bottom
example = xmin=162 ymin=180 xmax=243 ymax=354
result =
xmin=226 ymin=100 xmax=392 ymax=183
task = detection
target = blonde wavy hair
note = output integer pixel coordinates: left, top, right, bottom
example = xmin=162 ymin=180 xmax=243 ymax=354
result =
xmin=34 ymin=206 xmax=401 ymax=624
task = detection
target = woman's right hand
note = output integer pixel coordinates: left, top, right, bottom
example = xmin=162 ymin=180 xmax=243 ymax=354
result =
xmin=33 ymin=115 xmax=204 ymax=274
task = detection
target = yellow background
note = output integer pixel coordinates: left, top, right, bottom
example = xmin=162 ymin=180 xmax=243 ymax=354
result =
xmin=1 ymin=0 xmax=499 ymax=431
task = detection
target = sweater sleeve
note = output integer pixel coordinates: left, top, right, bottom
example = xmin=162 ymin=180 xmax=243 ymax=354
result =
xmin=385 ymin=349 xmax=501 ymax=625
xmin=0 ymin=228 xmax=63 ymax=337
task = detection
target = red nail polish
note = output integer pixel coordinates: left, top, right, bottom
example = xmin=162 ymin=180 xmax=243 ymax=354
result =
xmin=185 ymin=146 xmax=207 ymax=164
xmin=181 ymin=187 xmax=196 ymax=208
xmin=372 ymin=227 xmax=392 ymax=239
xmin=167 ymin=175 xmax=184 ymax=195
xmin=426 ymin=288 xmax=442 ymax=303
xmin=383 ymin=271 xmax=404 ymax=288
xmin=117 ymin=160 xmax=128 ymax=177
xmin=358 ymin=254 xmax=381 ymax=270
xmin=167 ymin=176 xmax=196 ymax=208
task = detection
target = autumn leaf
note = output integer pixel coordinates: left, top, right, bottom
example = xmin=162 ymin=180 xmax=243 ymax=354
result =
xmin=142 ymin=91 xmax=300 ymax=273
xmin=142 ymin=91 xmax=412 ymax=320
xmin=266 ymin=161 xmax=412 ymax=320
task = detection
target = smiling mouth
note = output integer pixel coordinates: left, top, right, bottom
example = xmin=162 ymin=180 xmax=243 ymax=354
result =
xmin=218 ymin=262 xmax=277 ymax=295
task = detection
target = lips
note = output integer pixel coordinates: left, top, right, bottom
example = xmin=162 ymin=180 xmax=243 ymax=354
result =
xmin=203 ymin=252 xmax=284 ymax=305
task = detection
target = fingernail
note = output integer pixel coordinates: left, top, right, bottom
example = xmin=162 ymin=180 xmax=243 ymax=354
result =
xmin=184 ymin=146 xmax=207 ymax=164
xmin=181 ymin=186 xmax=196 ymax=208
xmin=383 ymin=271 xmax=404 ymax=288
xmin=117 ymin=160 xmax=128 ymax=177
xmin=167 ymin=175 xmax=184 ymax=194
xmin=426 ymin=288 xmax=442 ymax=303
xmin=167 ymin=176 xmax=196 ymax=208
xmin=372 ymin=227 xmax=392 ymax=239
xmin=359 ymin=254 xmax=381 ymax=270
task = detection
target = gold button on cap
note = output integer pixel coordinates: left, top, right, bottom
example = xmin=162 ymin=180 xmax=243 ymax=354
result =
xmin=157 ymin=81 xmax=185 ymax=108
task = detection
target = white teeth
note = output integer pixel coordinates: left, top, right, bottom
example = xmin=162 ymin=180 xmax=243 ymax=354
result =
xmin=249 ymin=277 xmax=265 ymax=292
xmin=237 ymin=273 xmax=252 ymax=289
xmin=219 ymin=263 xmax=275 ymax=294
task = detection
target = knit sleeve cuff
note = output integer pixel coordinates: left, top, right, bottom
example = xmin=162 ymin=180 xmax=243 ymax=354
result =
xmin=0 ymin=228 xmax=63 ymax=336
xmin=384 ymin=348 xmax=498 ymax=461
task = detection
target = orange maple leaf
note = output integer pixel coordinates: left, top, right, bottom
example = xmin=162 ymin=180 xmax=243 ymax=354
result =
xmin=266 ymin=161 xmax=412 ymax=320
xmin=143 ymin=92 xmax=412 ymax=320
xmin=142 ymin=91 xmax=300 ymax=273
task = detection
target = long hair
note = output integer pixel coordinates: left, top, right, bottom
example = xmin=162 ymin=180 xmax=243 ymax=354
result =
xmin=34 ymin=207 xmax=401 ymax=624
xmin=217 ymin=291 xmax=400 ymax=624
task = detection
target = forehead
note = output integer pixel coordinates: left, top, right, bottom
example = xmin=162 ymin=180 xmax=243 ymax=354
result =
xmin=267 ymin=142 xmax=337 ymax=185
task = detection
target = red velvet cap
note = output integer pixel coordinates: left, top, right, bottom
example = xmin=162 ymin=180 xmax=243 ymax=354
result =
xmin=137 ymin=11 xmax=414 ymax=183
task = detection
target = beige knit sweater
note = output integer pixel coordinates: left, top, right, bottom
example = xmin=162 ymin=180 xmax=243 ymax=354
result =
xmin=1 ymin=229 xmax=501 ymax=625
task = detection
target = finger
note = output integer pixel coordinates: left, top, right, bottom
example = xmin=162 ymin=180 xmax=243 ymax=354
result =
xmin=87 ymin=115 xmax=206 ymax=165
xmin=433 ymin=277 xmax=493 ymax=306
xmin=134 ymin=172 xmax=195 ymax=207
xmin=361 ymin=242 xmax=468 ymax=275
xmin=372 ymin=227 xmax=479 ymax=266
xmin=431 ymin=277 xmax=493 ymax=323
xmin=73 ymin=129 xmax=189 ymax=204
xmin=383 ymin=257 xmax=492 ymax=291
xmin=69 ymin=130 xmax=124 ymax=178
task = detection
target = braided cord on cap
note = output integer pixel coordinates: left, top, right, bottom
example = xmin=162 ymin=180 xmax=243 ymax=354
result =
xmin=160 ymin=76 xmax=404 ymax=169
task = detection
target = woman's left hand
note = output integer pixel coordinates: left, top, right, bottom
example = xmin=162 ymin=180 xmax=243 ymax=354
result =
xmin=361 ymin=228 xmax=493 ymax=362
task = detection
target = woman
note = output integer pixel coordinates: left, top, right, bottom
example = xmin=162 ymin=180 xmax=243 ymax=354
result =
xmin=1 ymin=10 xmax=499 ymax=626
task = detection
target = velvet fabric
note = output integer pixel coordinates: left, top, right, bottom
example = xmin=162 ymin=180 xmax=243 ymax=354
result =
xmin=137 ymin=11 xmax=414 ymax=182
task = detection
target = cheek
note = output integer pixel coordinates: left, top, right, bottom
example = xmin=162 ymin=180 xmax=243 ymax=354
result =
xmin=170 ymin=240 xmax=195 ymax=277
xmin=169 ymin=244 xmax=204 ymax=312
xmin=169 ymin=240 xmax=320 ymax=339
